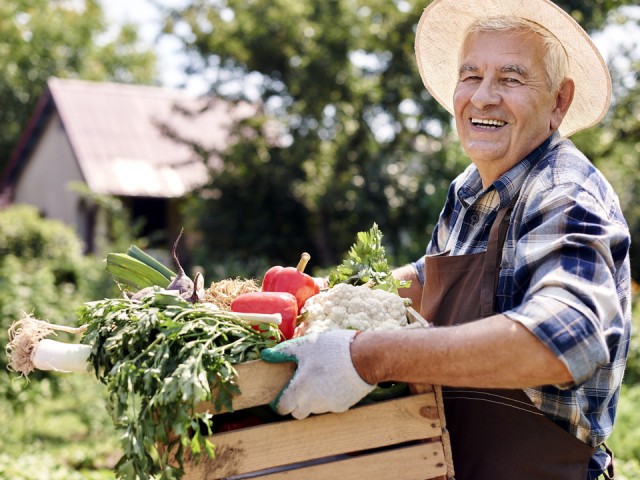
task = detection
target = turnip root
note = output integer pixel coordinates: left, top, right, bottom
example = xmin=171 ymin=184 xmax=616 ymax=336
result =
xmin=166 ymin=228 xmax=195 ymax=296
xmin=6 ymin=314 xmax=91 ymax=376
xmin=129 ymin=230 xmax=205 ymax=303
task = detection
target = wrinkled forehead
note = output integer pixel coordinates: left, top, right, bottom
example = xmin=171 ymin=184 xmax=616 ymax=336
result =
xmin=458 ymin=28 xmax=546 ymax=66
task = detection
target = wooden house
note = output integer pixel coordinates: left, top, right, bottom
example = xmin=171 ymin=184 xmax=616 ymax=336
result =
xmin=1 ymin=77 xmax=255 ymax=253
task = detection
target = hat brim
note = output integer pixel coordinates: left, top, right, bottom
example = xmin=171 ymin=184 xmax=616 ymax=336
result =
xmin=415 ymin=0 xmax=612 ymax=137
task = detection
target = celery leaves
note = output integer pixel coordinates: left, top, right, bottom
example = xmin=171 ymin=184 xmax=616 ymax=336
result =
xmin=328 ymin=223 xmax=410 ymax=294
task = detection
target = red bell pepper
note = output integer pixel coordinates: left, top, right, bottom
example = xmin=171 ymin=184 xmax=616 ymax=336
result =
xmin=230 ymin=291 xmax=298 ymax=340
xmin=262 ymin=252 xmax=320 ymax=310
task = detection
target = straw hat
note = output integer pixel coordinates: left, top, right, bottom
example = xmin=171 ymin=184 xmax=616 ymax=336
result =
xmin=414 ymin=0 xmax=612 ymax=137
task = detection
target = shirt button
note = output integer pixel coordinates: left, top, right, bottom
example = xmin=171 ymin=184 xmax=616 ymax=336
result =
xmin=471 ymin=214 xmax=480 ymax=224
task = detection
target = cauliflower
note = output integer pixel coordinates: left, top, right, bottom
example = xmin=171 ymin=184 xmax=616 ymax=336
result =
xmin=297 ymin=283 xmax=408 ymax=335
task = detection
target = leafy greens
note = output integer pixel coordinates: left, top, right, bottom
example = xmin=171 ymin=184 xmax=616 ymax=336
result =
xmin=328 ymin=223 xmax=410 ymax=294
xmin=79 ymin=291 xmax=280 ymax=480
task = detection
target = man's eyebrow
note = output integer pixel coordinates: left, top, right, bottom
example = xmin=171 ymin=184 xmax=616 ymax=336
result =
xmin=458 ymin=64 xmax=478 ymax=75
xmin=458 ymin=63 xmax=529 ymax=76
xmin=501 ymin=64 xmax=528 ymax=76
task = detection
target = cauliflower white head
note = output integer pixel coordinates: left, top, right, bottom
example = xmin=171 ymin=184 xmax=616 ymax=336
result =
xmin=298 ymin=283 xmax=408 ymax=335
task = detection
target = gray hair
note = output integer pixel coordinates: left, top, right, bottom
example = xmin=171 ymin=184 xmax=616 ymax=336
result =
xmin=462 ymin=16 xmax=570 ymax=94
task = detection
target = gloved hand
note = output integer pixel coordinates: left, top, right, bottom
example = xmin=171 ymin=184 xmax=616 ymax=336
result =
xmin=260 ymin=329 xmax=376 ymax=419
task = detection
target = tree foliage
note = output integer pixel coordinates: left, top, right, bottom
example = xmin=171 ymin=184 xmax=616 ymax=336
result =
xmin=0 ymin=0 xmax=157 ymax=175
xmin=159 ymin=0 xmax=640 ymax=280
xmin=166 ymin=0 xmax=463 ymax=276
xmin=572 ymin=6 xmax=640 ymax=278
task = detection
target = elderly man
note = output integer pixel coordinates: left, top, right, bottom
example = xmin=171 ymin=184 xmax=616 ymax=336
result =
xmin=262 ymin=1 xmax=631 ymax=478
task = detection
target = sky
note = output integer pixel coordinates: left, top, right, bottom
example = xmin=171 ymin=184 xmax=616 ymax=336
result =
xmin=99 ymin=0 xmax=209 ymax=94
xmin=99 ymin=1 xmax=640 ymax=96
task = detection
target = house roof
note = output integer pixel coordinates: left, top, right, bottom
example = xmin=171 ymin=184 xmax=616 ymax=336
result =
xmin=3 ymin=77 xmax=257 ymax=199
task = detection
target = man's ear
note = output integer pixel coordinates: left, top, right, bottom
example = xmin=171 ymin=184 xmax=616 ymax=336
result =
xmin=550 ymin=78 xmax=575 ymax=131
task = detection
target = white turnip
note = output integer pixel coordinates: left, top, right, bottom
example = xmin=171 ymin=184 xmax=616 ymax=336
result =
xmin=6 ymin=314 xmax=90 ymax=375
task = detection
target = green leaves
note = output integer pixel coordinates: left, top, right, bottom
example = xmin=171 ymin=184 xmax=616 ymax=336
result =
xmin=328 ymin=223 xmax=409 ymax=294
xmin=78 ymin=293 xmax=280 ymax=480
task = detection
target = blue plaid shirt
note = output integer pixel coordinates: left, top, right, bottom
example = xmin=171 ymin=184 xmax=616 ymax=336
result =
xmin=412 ymin=133 xmax=631 ymax=477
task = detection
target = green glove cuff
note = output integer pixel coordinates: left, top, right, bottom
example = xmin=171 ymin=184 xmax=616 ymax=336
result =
xmin=260 ymin=346 xmax=298 ymax=364
xmin=261 ymin=343 xmax=299 ymax=412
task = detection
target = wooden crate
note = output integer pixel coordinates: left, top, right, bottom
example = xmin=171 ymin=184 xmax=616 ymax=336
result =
xmin=181 ymin=309 xmax=454 ymax=480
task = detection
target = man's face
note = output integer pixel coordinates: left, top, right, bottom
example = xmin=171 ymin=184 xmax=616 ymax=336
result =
xmin=453 ymin=30 xmax=563 ymax=184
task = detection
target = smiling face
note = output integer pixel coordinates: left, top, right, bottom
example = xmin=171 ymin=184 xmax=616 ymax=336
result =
xmin=453 ymin=28 xmax=573 ymax=187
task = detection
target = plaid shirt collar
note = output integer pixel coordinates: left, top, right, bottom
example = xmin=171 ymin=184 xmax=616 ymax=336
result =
xmin=456 ymin=134 xmax=556 ymax=209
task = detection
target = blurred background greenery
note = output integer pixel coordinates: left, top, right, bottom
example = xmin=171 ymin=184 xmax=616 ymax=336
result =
xmin=1 ymin=0 xmax=639 ymax=478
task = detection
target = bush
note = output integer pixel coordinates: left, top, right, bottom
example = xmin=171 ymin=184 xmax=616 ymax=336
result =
xmin=608 ymin=384 xmax=640 ymax=478
xmin=0 ymin=204 xmax=85 ymax=259
xmin=0 ymin=452 xmax=110 ymax=480
xmin=0 ymin=205 xmax=115 ymax=404
xmin=0 ymin=205 xmax=125 ymax=477
xmin=606 ymin=286 xmax=640 ymax=478
xmin=622 ymin=286 xmax=640 ymax=384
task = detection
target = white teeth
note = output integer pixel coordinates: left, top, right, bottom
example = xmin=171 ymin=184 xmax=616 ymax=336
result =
xmin=471 ymin=118 xmax=506 ymax=127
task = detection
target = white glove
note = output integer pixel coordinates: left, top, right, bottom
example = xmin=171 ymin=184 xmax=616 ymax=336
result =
xmin=260 ymin=330 xmax=376 ymax=419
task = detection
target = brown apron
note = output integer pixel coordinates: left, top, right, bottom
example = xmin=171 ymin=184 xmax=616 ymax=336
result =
xmin=420 ymin=199 xmax=598 ymax=480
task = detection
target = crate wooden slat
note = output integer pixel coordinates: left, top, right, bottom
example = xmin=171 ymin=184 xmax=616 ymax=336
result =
xmin=197 ymin=360 xmax=296 ymax=414
xmin=240 ymin=443 xmax=447 ymax=480
xmin=186 ymin=390 xmax=443 ymax=479
xmin=186 ymin=440 xmax=446 ymax=480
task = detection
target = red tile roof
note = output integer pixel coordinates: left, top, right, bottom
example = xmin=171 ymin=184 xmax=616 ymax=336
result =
xmin=12 ymin=77 xmax=257 ymax=198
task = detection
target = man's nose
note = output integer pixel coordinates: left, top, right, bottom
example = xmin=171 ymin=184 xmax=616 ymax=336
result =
xmin=471 ymin=78 xmax=501 ymax=109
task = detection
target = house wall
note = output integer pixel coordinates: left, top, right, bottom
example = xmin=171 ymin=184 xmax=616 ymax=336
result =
xmin=13 ymin=112 xmax=85 ymax=231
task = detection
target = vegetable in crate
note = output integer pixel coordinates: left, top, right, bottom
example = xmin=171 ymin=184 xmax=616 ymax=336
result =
xmin=296 ymin=223 xmax=413 ymax=336
xmin=204 ymin=278 xmax=260 ymax=310
xmin=328 ymin=223 xmax=410 ymax=294
xmin=296 ymin=283 xmax=409 ymax=336
xmin=107 ymin=229 xmax=205 ymax=303
xmin=231 ymin=291 xmax=298 ymax=340
xmin=164 ymin=229 xmax=203 ymax=301
xmin=290 ymin=225 xmax=414 ymax=403
xmin=262 ymin=252 xmax=320 ymax=310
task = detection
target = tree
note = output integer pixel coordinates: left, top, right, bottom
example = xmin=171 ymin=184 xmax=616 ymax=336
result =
xmin=571 ymin=4 xmax=640 ymax=277
xmin=0 ymin=0 xmax=157 ymax=175
xmin=164 ymin=0 xmax=461 ymax=276
xmin=160 ymin=0 xmax=640 ymax=280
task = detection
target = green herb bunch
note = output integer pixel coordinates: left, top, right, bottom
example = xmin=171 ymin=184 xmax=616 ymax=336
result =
xmin=78 ymin=291 xmax=280 ymax=480
xmin=328 ymin=223 xmax=410 ymax=294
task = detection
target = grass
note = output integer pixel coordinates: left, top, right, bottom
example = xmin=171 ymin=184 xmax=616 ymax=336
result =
xmin=0 ymin=373 xmax=120 ymax=480
xmin=606 ymin=384 xmax=640 ymax=479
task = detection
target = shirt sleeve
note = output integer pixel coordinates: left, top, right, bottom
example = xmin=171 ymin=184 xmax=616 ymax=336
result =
xmin=504 ymin=181 xmax=630 ymax=387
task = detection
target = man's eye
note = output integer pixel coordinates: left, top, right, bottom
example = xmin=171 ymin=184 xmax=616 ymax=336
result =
xmin=503 ymin=77 xmax=522 ymax=84
xmin=461 ymin=75 xmax=481 ymax=82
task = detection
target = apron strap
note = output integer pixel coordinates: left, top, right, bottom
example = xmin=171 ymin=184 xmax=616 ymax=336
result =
xmin=479 ymin=194 xmax=519 ymax=317
xmin=601 ymin=442 xmax=615 ymax=479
